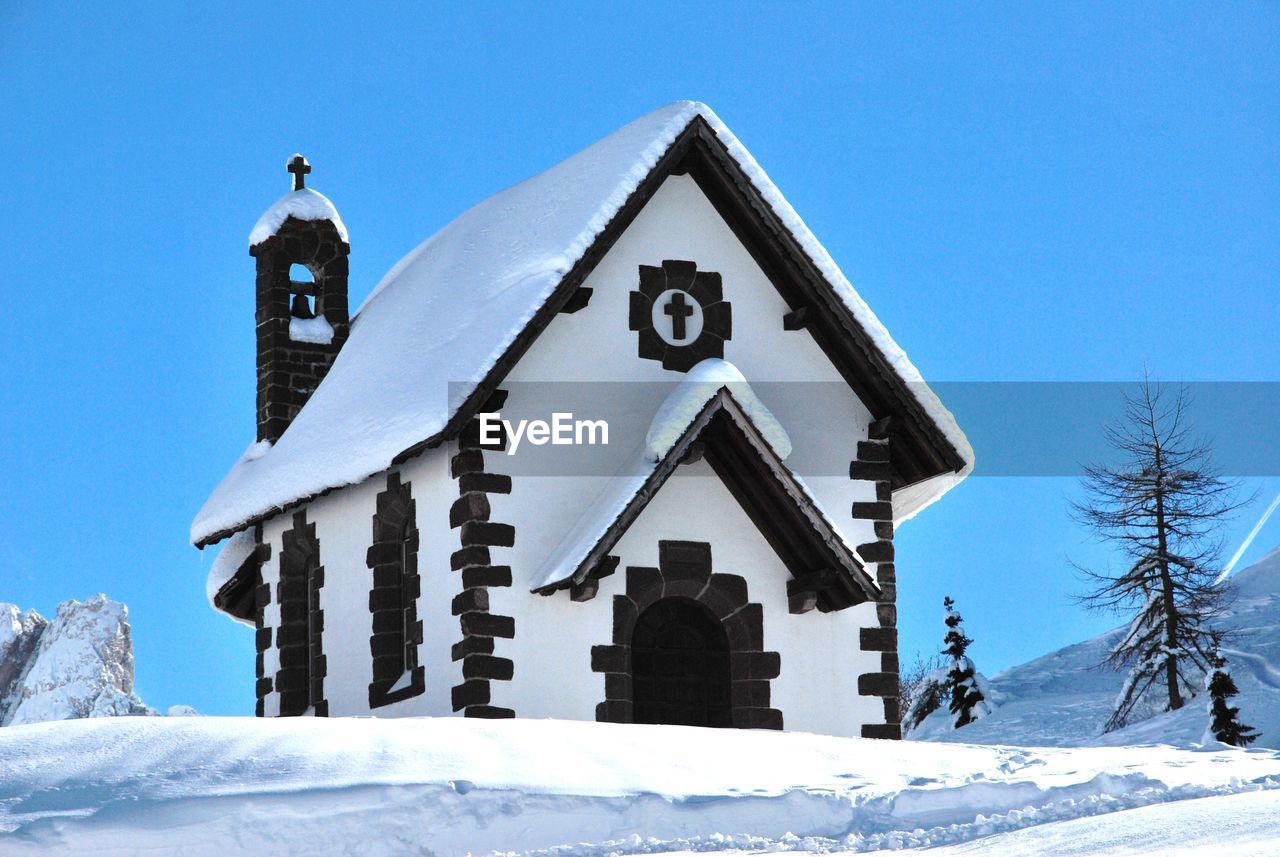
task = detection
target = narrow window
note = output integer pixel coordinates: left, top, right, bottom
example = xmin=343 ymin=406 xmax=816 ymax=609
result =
xmin=368 ymin=473 xmax=424 ymax=707
xmin=276 ymin=512 xmax=326 ymax=716
xmin=397 ymin=517 xmax=418 ymax=674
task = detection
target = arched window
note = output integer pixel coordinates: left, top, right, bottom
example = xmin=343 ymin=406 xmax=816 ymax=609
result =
xmin=276 ymin=511 xmax=325 ymax=717
xmin=288 ymin=263 xmax=317 ymax=319
xmin=368 ymin=473 xmax=424 ymax=707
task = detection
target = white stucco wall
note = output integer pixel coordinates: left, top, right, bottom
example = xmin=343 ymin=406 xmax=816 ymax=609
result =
xmin=501 ymin=459 xmax=884 ymax=737
xmin=497 ymin=173 xmax=879 ymax=594
xmin=257 ymin=446 xmax=458 ymax=719
xmin=480 ymin=173 xmax=888 ymax=733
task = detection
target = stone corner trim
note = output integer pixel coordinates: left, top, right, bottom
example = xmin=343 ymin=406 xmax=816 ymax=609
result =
xmin=449 ymin=391 xmax=516 ymax=719
xmin=851 ymin=424 xmax=901 ymax=738
xmin=252 ymin=524 xmax=273 ymax=717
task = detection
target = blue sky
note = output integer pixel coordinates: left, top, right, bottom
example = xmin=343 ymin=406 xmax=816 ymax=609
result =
xmin=1 ymin=3 xmax=1276 ymax=715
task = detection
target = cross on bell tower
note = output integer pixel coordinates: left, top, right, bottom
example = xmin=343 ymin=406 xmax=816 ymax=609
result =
xmin=663 ymin=291 xmax=695 ymax=340
xmin=287 ymin=154 xmax=311 ymax=191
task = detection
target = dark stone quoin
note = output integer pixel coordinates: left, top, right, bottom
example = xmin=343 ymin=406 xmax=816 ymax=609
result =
xmin=851 ymin=418 xmax=901 ymax=739
xmin=448 ymin=390 xmax=517 ymax=718
xmin=251 ymin=526 xmax=273 ymax=717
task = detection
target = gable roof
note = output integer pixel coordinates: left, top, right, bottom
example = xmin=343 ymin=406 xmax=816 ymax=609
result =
xmin=192 ymin=101 xmax=972 ymax=547
xmin=532 ymin=370 xmax=880 ymax=611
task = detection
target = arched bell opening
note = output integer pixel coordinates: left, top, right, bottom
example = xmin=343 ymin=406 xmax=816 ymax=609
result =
xmin=288 ymin=263 xmax=318 ymax=319
xmin=631 ymin=597 xmax=732 ymax=728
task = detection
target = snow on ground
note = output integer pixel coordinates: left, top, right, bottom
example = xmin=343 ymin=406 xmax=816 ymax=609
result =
xmin=912 ymin=546 xmax=1280 ymax=750
xmin=1 ymin=716 xmax=1277 ymax=856
xmin=650 ymin=791 xmax=1280 ymax=856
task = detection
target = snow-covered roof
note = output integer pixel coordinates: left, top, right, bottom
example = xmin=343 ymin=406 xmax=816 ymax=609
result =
xmin=248 ymin=188 xmax=348 ymax=247
xmin=193 ymin=101 xmax=972 ymax=546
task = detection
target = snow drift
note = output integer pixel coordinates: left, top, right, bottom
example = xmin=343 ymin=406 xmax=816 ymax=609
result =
xmin=0 ymin=716 xmax=1277 ymax=856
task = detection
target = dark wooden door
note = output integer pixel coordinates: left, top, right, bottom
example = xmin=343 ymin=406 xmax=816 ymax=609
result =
xmin=631 ymin=598 xmax=732 ymax=727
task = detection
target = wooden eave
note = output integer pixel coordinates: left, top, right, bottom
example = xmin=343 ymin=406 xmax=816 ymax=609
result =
xmin=212 ymin=544 xmax=266 ymax=622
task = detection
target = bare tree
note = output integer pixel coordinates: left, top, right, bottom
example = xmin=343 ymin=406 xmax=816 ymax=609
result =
xmin=1073 ymin=378 xmax=1249 ymax=732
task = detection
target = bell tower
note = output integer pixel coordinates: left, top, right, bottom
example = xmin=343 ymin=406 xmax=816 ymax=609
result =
xmin=249 ymin=155 xmax=351 ymax=443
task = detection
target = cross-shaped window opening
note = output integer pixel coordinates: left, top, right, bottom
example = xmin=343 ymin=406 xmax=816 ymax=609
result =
xmin=663 ymin=291 xmax=694 ymax=340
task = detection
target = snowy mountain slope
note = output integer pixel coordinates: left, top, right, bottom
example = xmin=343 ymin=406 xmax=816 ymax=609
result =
xmin=0 ymin=716 xmax=1277 ymax=856
xmin=913 ymin=546 xmax=1280 ymax=749
xmin=0 ymin=596 xmax=153 ymax=727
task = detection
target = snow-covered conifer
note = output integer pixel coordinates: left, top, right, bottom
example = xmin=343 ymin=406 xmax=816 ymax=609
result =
xmin=900 ymin=652 xmax=949 ymax=733
xmin=1073 ymin=378 xmax=1249 ymax=732
xmin=1204 ymin=639 xmax=1258 ymax=747
xmin=942 ymin=596 xmax=991 ymax=728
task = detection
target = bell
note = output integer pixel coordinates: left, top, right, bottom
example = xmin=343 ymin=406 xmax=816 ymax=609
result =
xmin=291 ymin=293 xmax=316 ymax=320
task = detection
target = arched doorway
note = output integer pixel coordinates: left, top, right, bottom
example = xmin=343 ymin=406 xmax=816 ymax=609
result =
xmin=631 ymin=597 xmax=732 ymax=727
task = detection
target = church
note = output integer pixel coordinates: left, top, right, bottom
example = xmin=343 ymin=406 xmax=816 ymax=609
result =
xmin=194 ymin=102 xmax=972 ymax=738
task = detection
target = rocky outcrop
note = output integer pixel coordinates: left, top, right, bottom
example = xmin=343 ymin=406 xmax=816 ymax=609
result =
xmin=0 ymin=606 xmax=46 ymax=722
xmin=0 ymin=595 xmax=154 ymax=727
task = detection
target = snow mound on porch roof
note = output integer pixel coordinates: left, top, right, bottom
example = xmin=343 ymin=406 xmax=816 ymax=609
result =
xmin=193 ymin=101 xmax=971 ymax=546
xmin=646 ymin=359 xmax=790 ymax=461
xmin=248 ymin=187 xmax=347 ymax=247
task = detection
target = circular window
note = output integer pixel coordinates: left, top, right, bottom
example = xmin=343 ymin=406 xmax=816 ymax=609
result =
xmin=629 ymin=260 xmax=732 ymax=372
xmin=650 ymin=289 xmax=704 ymax=346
